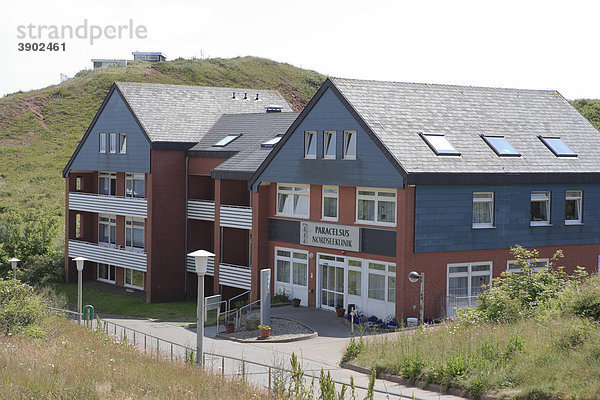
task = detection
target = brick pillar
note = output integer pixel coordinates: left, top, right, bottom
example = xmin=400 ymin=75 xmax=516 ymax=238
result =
xmin=65 ymin=178 xmax=72 ymax=283
xmin=213 ymin=178 xmax=221 ymax=294
xmin=116 ymin=172 xmax=125 ymax=197
xmin=396 ymin=185 xmax=415 ymax=321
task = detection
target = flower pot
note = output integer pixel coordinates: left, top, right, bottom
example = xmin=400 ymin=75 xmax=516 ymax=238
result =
xmin=336 ymin=308 xmax=345 ymax=318
xmin=260 ymin=328 xmax=271 ymax=338
xmin=292 ymin=298 xmax=301 ymax=307
xmin=225 ymin=324 xmax=234 ymax=334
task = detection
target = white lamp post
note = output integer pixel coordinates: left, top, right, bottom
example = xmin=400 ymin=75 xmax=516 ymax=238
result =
xmin=8 ymin=258 xmax=20 ymax=279
xmin=73 ymin=257 xmax=87 ymax=324
xmin=188 ymin=249 xmax=214 ymax=366
xmin=408 ymin=271 xmax=425 ymax=326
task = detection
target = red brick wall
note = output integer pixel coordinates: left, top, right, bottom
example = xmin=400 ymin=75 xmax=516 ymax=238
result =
xmin=221 ymin=228 xmax=250 ymax=266
xmin=189 ymin=175 xmax=214 ymax=200
xmin=188 ymin=157 xmax=226 ymax=176
xmin=221 ymin=179 xmax=250 ymax=206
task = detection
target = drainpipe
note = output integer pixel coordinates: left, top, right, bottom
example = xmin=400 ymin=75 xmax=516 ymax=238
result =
xmin=184 ymin=155 xmax=189 ymax=300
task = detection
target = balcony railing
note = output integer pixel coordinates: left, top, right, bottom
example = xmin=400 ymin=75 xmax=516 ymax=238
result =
xmin=68 ymin=240 xmax=147 ymax=271
xmin=187 ymin=200 xmax=252 ymax=229
xmin=69 ymin=192 xmax=147 ymax=218
xmin=186 ymin=255 xmax=215 ymax=276
xmin=185 ymin=257 xmax=251 ymax=290
xmin=187 ymin=200 xmax=215 ymax=221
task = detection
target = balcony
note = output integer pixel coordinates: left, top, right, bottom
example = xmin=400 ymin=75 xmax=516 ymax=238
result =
xmin=187 ymin=200 xmax=215 ymax=221
xmin=68 ymin=240 xmax=147 ymax=271
xmin=69 ymin=192 xmax=147 ymax=218
xmin=186 ymin=255 xmax=215 ymax=276
xmin=187 ymin=200 xmax=252 ymax=230
xmin=185 ymin=257 xmax=250 ymax=290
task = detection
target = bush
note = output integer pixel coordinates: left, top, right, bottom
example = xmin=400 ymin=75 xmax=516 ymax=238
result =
xmin=567 ymin=275 xmax=600 ymax=321
xmin=341 ymin=337 xmax=365 ymax=363
xmin=271 ymin=290 xmax=290 ymax=304
xmin=0 ymin=279 xmax=48 ymax=337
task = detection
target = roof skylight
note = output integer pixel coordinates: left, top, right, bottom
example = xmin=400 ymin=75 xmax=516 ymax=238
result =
xmin=419 ymin=133 xmax=460 ymax=156
xmin=213 ymin=134 xmax=241 ymax=147
xmin=482 ymin=135 xmax=520 ymax=156
xmin=261 ymin=136 xmax=283 ymax=148
xmin=539 ymin=136 xmax=577 ymax=157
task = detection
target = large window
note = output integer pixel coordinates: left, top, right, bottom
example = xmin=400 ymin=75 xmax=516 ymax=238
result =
xmin=322 ymin=186 xmax=338 ymax=221
xmin=304 ymin=131 xmax=316 ymax=159
xmin=126 ymin=173 xmax=145 ymax=198
xmin=472 ymin=192 xmax=494 ymax=228
xmin=347 ymin=259 xmax=362 ymax=296
xmin=367 ymin=262 xmax=396 ymax=302
xmin=125 ymin=217 xmax=145 ymax=251
xmin=275 ymin=249 xmax=308 ymax=287
xmin=323 ymin=131 xmax=336 ymax=159
xmin=447 ymin=262 xmax=492 ymax=314
xmin=565 ymin=190 xmax=582 ymax=225
xmin=343 ymin=131 xmax=357 ymax=159
xmin=99 ymin=133 xmax=107 ymax=153
xmin=98 ymin=214 xmax=116 ymax=247
xmin=530 ymin=191 xmax=551 ymax=226
xmin=97 ymin=263 xmax=115 ymax=283
xmin=357 ymin=188 xmax=396 ymax=226
xmin=98 ymin=172 xmax=116 ymax=196
xmin=124 ymin=268 xmax=144 ymax=289
xmin=277 ymin=184 xmax=310 ymax=218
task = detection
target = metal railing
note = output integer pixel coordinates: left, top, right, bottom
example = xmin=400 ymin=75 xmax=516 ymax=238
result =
xmin=227 ymin=290 xmax=250 ymax=311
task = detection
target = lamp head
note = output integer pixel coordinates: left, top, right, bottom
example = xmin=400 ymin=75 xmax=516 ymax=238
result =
xmin=408 ymin=271 xmax=421 ymax=283
xmin=73 ymin=256 xmax=87 ymax=272
xmin=8 ymin=258 xmax=19 ymax=268
xmin=188 ymin=250 xmax=215 ymax=276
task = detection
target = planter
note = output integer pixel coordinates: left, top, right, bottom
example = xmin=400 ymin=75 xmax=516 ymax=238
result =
xmin=336 ymin=308 xmax=346 ymax=318
xmin=292 ymin=298 xmax=301 ymax=307
xmin=225 ymin=324 xmax=234 ymax=334
xmin=260 ymin=328 xmax=271 ymax=338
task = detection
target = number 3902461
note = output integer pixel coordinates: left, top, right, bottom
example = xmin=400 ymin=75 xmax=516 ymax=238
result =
xmin=18 ymin=42 xmax=66 ymax=51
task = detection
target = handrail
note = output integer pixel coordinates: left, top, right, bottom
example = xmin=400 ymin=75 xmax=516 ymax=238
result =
xmin=70 ymin=191 xmax=147 ymax=201
xmin=220 ymin=203 xmax=251 ymax=210
xmin=220 ymin=262 xmax=251 ymax=270
xmin=227 ymin=290 xmax=250 ymax=312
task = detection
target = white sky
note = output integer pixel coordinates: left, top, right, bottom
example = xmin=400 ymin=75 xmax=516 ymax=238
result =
xmin=1 ymin=0 xmax=599 ymax=99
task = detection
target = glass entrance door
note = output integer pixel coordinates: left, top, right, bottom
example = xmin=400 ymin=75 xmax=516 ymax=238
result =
xmin=320 ymin=256 xmax=345 ymax=310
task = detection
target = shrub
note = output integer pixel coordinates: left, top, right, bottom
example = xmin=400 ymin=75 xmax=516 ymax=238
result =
xmin=0 ymin=279 xmax=48 ymax=337
xmin=567 ymin=275 xmax=600 ymax=321
xmin=399 ymin=354 xmax=425 ymax=382
xmin=341 ymin=337 xmax=365 ymax=364
xmin=271 ymin=290 xmax=290 ymax=304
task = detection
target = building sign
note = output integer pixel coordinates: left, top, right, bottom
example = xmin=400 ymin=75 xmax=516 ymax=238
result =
xmin=300 ymin=221 xmax=360 ymax=251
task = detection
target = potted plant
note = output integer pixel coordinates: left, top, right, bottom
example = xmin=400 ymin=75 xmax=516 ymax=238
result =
xmin=335 ymin=306 xmax=345 ymax=318
xmin=258 ymin=324 xmax=271 ymax=338
xmin=225 ymin=321 xmax=235 ymax=334
xmin=292 ymin=298 xmax=301 ymax=307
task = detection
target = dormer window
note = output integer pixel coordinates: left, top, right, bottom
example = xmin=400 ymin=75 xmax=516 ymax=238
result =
xmin=482 ymin=135 xmax=520 ymax=156
xmin=323 ymin=131 xmax=336 ymax=159
xmin=213 ymin=134 xmax=241 ymax=147
xmin=539 ymin=136 xmax=577 ymax=157
xmin=419 ymin=132 xmax=460 ymax=156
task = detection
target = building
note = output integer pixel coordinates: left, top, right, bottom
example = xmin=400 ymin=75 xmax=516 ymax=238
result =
xmin=64 ymin=77 xmax=600 ymax=321
xmin=132 ymin=52 xmax=166 ymax=62
xmin=91 ymin=59 xmax=128 ymax=69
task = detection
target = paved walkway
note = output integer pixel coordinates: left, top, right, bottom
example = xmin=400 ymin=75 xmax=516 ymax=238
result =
xmin=99 ymin=306 xmax=465 ymax=400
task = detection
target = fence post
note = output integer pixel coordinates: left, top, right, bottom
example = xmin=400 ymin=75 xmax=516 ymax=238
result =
xmin=242 ymin=360 xmax=245 ymax=382
xmin=171 ymin=343 xmax=173 ymax=361
xmin=144 ymin=334 xmax=147 ymax=354
xmin=268 ymin=366 xmax=272 ymax=390
xmin=156 ymin=338 xmax=159 ymax=359
xmin=222 ymin=356 xmax=225 ymax=377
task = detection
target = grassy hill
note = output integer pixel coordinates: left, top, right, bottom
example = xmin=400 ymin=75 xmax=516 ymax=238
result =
xmin=0 ymin=56 xmax=325 ymax=220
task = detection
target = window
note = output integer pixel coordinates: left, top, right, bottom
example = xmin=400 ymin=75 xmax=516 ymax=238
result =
xmin=530 ymin=191 xmax=551 ymax=226
xmin=275 ymin=249 xmax=308 ymax=287
xmin=213 ymin=134 xmax=241 ymax=147
xmin=261 ymin=135 xmax=282 ymax=148
xmin=322 ymin=186 xmax=338 ymax=221
xmin=482 ymin=135 xmax=520 ymax=156
xmin=539 ymin=136 xmax=577 ymax=157
xmin=119 ymin=133 xmax=127 ymax=154
xmin=347 ymin=259 xmax=362 ymax=296
xmin=76 ymin=176 xmax=82 ymax=191
xmin=367 ymin=262 xmax=396 ymax=302
xmin=507 ymin=258 xmax=549 ymax=274
xmin=565 ymin=190 xmax=582 ymax=225
xmin=447 ymin=262 xmax=492 ymax=314
xmin=124 ymin=268 xmax=144 ymax=289
xmin=98 ymin=263 xmax=115 ymax=283
xmin=420 ymin=132 xmax=460 ymax=156
xmin=125 ymin=217 xmax=145 ymax=251
xmin=343 ymin=131 xmax=357 ymax=159
xmin=277 ymin=184 xmax=310 ymax=218
xmin=357 ymin=188 xmax=396 ymax=225
xmin=98 ymin=172 xmax=116 ymax=195
xmin=75 ymin=214 xmax=81 ymax=238
xmin=109 ymin=133 xmax=117 ymax=153
xmin=323 ymin=131 xmax=336 ymax=159
xmin=472 ymin=192 xmax=494 ymax=228
xmin=304 ymin=131 xmax=317 ymax=159
xmin=126 ymin=173 xmax=145 ymax=198
xmin=99 ymin=133 xmax=106 ymax=153
xmin=98 ymin=214 xmax=116 ymax=247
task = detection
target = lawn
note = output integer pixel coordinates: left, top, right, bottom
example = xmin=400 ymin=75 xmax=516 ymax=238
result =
xmin=53 ymin=283 xmax=199 ymax=321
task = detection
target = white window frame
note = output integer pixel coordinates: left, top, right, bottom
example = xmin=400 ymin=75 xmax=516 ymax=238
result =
xmin=366 ymin=261 xmax=396 ymax=302
xmin=275 ymin=247 xmax=309 ymax=288
xmin=356 ymin=187 xmax=397 ymax=227
xmin=304 ymin=131 xmax=317 ymax=159
xmin=472 ymin=192 xmax=494 ymax=229
xmin=321 ymin=186 xmax=339 ymax=221
xmin=119 ymin=133 xmax=127 ymax=154
xmin=276 ymin=183 xmax=310 ymax=219
xmin=125 ymin=216 xmax=145 ymax=252
xmin=565 ymin=190 xmax=583 ymax=225
xmin=447 ymin=262 xmax=492 ymax=310
xmin=125 ymin=173 xmax=145 ymax=198
xmin=343 ymin=130 xmax=357 ymax=160
xmin=98 ymin=172 xmax=116 ymax=196
xmin=213 ymin=134 xmax=241 ymax=147
xmin=97 ymin=263 xmax=116 ymax=283
xmin=506 ymin=258 xmax=549 ymax=274
xmin=99 ymin=133 xmax=106 ymax=153
xmin=124 ymin=268 xmax=144 ymax=290
xmin=109 ymin=133 xmax=117 ymax=153
xmin=323 ymin=131 xmax=336 ymax=160
xmin=530 ymin=191 xmax=551 ymax=226
xmin=98 ymin=213 xmax=116 ymax=248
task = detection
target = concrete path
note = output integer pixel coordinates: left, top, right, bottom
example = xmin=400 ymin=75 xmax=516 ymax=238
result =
xmin=99 ymin=306 xmax=465 ymax=400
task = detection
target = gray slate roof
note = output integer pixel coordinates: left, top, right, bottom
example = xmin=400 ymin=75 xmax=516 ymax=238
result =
xmin=191 ymin=112 xmax=299 ymax=177
xmin=116 ymin=82 xmax=292 ymax=143
xmin=332 ymin=78 xmax=600 ymax=174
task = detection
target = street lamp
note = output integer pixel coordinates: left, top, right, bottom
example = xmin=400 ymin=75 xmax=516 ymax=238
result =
xmin=188 ymin=249 xmax=214 ymax=367
xmin=408 ymin=271 xmax=425 ymax=326
xmin=73 ymin=257 xmax=86 ymax=324
xmin=8 ymin=258 xmax=20 ymax=279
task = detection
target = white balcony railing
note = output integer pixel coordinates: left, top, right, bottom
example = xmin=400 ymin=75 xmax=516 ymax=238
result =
xmin=219 ymin=263 xmax=252 ymax=290
xmin=186 ymin=255 xmax=215 ymax=276
xmin=220 ymin=205 xmax=252 ymax=229
xmin=68 ymin=240 xmax=147 ymax=272
xmin=69 ymin=192 xmax=147 ymax=218
xmin=187 ymin=200 xmax=215 ymax=221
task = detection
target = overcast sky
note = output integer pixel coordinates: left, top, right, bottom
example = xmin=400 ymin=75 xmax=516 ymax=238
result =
xmin=1 ymin=0 xmax=599 ymax=99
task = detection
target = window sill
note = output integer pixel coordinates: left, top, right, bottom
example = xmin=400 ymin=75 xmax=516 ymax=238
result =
xmin=304 ymin=155 xmax=316 ymax=160
xmin=321 ymin=217 xmax=338 ymax=223
xmin=124 ymin=283 xmax=144 ymax=291
xmin=565 ymin=221 xmax=583 ymax=226
xmin=530 ymin=222 xmax=552 ymax=227
xmin=355 ymin=220 xmax=397 ymax=228
xmin=472 ymin=225 xmax=495 ymax=230
xmin=97 ymin=278 xmax=116 ymax=284
xmin=275 ymin=213 xmax=310 ymax=220
xmin=342 ymin=156 xmax=356 ymax=160
xmin=323 ymin=157 xmax=337 ymax=160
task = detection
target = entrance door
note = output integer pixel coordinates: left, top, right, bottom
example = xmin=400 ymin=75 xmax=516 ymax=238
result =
xmin=319 ymin=256 xmax=345 ymax=310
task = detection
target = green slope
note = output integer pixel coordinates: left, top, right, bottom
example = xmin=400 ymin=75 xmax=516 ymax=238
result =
xmin=0 ymin=56 xmax=325 ymax=218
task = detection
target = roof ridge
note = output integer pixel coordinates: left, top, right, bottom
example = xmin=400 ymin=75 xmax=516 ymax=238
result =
xmin=115 ymin=81 xmax=284 ymax=92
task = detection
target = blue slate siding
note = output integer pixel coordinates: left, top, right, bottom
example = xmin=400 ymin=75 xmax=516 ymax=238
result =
xmin=414 ymin=184 xmax=600 ymax=252
xmin=252 ymin=88 xmax=403 ymax=190
xmin=69 ymin=90 xmax=150 ymax=174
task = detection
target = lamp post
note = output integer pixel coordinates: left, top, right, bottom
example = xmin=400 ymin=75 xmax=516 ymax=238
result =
xmin=408 ymin=271 xmax=425 ymax=325
xmin=8 ymin=258 xmax=20 ymax=279
xmin=73 ymin=257 xmax=86 ymax=324
xmin=188 ymin=249 xmax=214 ymax=366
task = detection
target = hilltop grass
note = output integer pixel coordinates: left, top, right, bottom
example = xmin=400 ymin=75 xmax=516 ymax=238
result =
xmin=0 ymin=317 xmax=264 ymax=399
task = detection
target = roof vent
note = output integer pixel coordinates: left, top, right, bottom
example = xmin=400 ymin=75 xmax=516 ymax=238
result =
xmin=243 ymin=93 xmax=248 ymax=100
xmin=232 ymin=92 xmax=236 ymax=100
xmin=255 ymin=93 xmax=260 ymax=101
xmin=265 ymin=105 xmax=283 ymax=113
